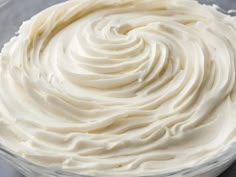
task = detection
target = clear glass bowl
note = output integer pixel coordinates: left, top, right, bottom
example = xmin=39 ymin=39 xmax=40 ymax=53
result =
xmin=0 ymin=0 xmax=236 ymax=177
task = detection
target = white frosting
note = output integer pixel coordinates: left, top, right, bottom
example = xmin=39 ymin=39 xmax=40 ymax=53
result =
xmin=1 ymin=0 xmax=236 ymax=176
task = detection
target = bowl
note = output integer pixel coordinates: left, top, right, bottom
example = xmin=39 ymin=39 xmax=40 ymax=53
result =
xmin=0 ymin=0 xmax=236 ymax=177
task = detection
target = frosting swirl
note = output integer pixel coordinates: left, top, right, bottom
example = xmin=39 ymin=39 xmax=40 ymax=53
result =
xmin=1 ymin=0 xmax=236 ymax=176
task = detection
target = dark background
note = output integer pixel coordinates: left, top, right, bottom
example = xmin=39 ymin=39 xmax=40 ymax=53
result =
xmin=0 ymin=0 xmax=235 ymax=176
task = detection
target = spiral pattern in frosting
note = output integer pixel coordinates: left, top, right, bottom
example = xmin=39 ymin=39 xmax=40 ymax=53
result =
xmin=1 ymin=0 xmax=236 ymax=176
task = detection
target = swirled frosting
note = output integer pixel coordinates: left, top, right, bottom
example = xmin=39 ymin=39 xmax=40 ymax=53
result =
xmin=1 ymin=0 xmax=236 ymax=176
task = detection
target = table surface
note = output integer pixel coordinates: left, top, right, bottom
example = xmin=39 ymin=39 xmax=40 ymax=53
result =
xmin=0 ymin=0 xmax=236 ymax=176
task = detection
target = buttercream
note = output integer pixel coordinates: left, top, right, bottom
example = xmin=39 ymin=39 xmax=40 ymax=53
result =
xmin=0 ymin=0 xmax=236 ymax=176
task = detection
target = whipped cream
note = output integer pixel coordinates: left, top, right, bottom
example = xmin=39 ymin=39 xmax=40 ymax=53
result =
xmin=0 ymin=0 xmax=236 ymax=176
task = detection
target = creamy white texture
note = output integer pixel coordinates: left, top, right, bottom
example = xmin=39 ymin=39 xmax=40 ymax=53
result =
xmin=0 ymin=0 xmax=236 ymax=176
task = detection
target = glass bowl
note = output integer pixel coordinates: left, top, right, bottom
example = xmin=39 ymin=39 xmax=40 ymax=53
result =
xmin=0 ymin=0 xmax=236 ymax=177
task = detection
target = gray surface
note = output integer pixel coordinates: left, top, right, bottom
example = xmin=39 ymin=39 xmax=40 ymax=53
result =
xmin=0 ymin=0 xmax=236 ymax=176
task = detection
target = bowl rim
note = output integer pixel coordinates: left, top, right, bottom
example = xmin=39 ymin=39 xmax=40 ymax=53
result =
xmin=0 ymin=141 xmax=236 ymax=177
